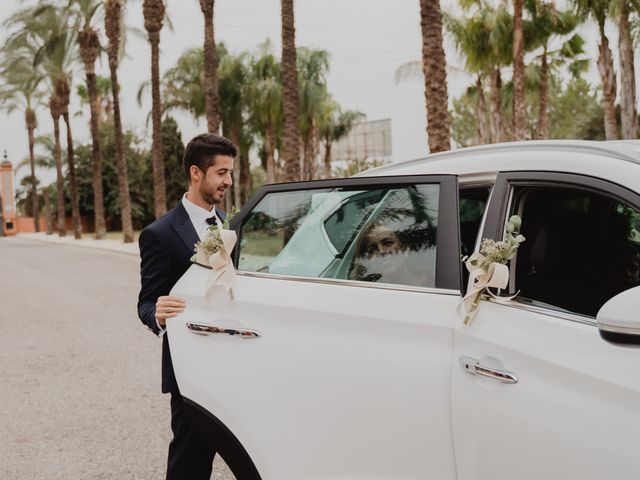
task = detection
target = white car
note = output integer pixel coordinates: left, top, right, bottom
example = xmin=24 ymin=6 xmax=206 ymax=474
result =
xmin=167 ymin=140 xmax=640 ymax=480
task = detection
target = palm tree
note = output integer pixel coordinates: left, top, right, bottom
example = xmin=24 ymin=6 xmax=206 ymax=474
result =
xmin=6 ymin=4 xmax=81 ymax=238
xmin=616 ymin=0 xmax=637 ymax=139
xmin=318 ymin=100 xmax=364 ymax=178
xmin=217 ymin=46 xmax=250 ymax=205
xmin=105 ymin=0 xmax=134 ymax=242
xmin=574 ymin=0 xmax=617 ymax=140
xmin=512 ymin=0 xmax=527 ymax=140
xmin=199 ymin=0 xmax=220 ymax=133
xmin=76 ymin=75 xmax=112 ymax=125
xmin=0 ymin=51 xmax=44 ymax=232
xmin=73 ymin=0 xmax=106 ymax=239
xmin=280 ymin=0 xmax=301 ymax=181
xmin=143 ymin=0 xmax=167 ymax=218
xmin=419 ymin=0 xmax=451 ymax=152
xmin=525 ymin=1 xmax=586 ymax=139
xmin=248 ymin=42 xmax=282 ymax=184
xmin=297 ymin=47 xmax=330 ymax=180
xmin=445 ymin=6 xmax=513 ymax=144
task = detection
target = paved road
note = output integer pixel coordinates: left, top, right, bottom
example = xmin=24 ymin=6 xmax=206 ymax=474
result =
xmin=0 ymin=236 xmax=234 ymax=479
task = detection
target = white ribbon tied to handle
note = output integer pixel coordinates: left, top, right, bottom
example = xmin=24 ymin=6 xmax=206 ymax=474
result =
xmin=459 ymin=252 xmax=510 ymax=325
xmin=201 ymin=229 xmax=237 ymax=303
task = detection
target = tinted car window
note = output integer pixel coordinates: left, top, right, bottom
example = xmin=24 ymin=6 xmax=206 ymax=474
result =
xmin=238 ymin=184 xmax=440 ymax=288
xmin=512 ymin=186 xmax=640 ymax=317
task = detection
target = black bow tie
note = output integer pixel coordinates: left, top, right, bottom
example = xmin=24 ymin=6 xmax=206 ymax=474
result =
xmin=206 ymin=216 xmax=217 ymax=225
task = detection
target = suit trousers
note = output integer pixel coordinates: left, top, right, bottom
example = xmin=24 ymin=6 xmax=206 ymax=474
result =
xmin=167 ymin=391 xmax=216 ymax=480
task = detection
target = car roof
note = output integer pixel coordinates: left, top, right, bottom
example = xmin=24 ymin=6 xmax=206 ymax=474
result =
xmin=357 ymin=140 xmax=640 ymax=180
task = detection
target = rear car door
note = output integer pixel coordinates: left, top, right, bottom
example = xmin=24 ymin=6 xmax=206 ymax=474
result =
xmin=168 ymin=175 xmax=461 ymax=480
xmin=452 ymin=171 xmax=640 ymax=480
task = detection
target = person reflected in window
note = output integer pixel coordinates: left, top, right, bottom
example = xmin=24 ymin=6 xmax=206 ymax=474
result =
xmin=349 ymin=223 xmax=435 ymax=287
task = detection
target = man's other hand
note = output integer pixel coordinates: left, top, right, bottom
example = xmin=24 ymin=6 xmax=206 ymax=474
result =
xmin=155 ymin=296 xmax=186 ymax=326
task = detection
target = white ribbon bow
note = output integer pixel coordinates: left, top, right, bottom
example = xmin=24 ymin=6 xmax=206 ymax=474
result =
xmin=459 ymin=252 xmax=510 ymax=325
xmin=194 ymin=229 xmax=238 ymax=303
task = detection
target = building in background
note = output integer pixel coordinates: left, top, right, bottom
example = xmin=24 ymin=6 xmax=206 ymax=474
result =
xmin=331 ymin=118 xmax=393 ymax=169
xmin=0 ymin=152 xmax=17 ymax=236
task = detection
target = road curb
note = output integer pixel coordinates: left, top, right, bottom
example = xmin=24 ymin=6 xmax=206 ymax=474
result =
xmin=16 ymin=232 xmax=139 ymax=257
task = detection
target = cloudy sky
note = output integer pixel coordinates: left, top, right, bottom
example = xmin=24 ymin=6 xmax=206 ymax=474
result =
xmin=0 ymin=0 xmax=607 ymax=185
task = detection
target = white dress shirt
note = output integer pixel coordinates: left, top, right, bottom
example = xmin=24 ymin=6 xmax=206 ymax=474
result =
xmin=181 ymin=193 xmax=222 ymax=240
xmin=156 ymin=194 xmax=221 ymax=335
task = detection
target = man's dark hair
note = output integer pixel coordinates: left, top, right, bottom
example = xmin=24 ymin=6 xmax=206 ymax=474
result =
xmin=183 ymin=133 xmax=238 ymax=180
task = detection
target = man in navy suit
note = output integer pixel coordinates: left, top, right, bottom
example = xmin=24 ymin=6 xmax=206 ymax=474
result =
xmin=137 ymin=133 xmax=237 ymax=480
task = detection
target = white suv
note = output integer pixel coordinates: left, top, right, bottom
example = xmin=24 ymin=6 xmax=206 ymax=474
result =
xmin=167 ymin=140 xmax=640 ymax=480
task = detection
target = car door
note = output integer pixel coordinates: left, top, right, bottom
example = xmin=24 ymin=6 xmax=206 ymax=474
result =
xmin=167 ymin=175 xmax=461 ymax=480
xmin=452 ymin=171 xmax=640 ymax=480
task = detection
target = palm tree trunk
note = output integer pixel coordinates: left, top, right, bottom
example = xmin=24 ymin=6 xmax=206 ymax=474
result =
xmin=80 ymin=26 xmax=107 ymax=239
xmin=597 ymin=23 xmax=618 ymax=140
xmin=231 ymin=128 xmax=241 ymax=208
xmin=475 ymin=76 xmax=489 ymax=145
xmin=25 ymin=109 xmax=39 ymax=231
xmin=63 ymin=113 xmax=82 ymax=239
xmin=149 ymin=30 xmax=167 ymax=218
xmin=419 ymin=0 xmax=451 ymax=153
xmin=106 ymin=0 xmax=134 ymax=242
xmin=323 ymin=139 xmax=332 ymax=179
xmin=200 ymin=0 xmax=220 ymax=133
xmin=86 ymin=71 xmax=107 ymax=239
xmin=537 ymin=50 xmax=550 ymax=140
xmin=50 ymin=100 xmax=65 ymax=237
xmin=280 ymin=0 xmax=301 ymax=182
xmin=489 ymin=68 xmax=505 ymax=143
xmin=240 ymin=150 xmax=251 ymax=205
xmin=265 ymin=125 xmax=276 ymax=184
xmin=512 ymin=0 xmax=527 ymax=140
xmin=618 ymin=1 xmax=637 ymax=139
xmin=44 ymin=186 xmax=53 ymax=235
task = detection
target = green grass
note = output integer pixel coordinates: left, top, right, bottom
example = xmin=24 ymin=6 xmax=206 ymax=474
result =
xmin=81 ymin=231 xmax=141 ymax=241
xmin=241 ymin=231 xmax=284 ymax=256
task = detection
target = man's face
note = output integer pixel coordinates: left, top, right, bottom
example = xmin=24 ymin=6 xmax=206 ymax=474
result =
xmin=196 ymin=155 xmax=234 ymax=206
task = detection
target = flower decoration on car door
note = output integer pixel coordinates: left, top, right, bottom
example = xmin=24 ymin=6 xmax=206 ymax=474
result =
xmin=191 ymin=207 xmax=238 ymax=301
xmin=459 ymin=215 xmax=525 ymax=325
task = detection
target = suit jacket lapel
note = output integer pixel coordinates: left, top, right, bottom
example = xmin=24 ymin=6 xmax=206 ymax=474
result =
xmin=172 ymin=201 xmax=199 ymax=256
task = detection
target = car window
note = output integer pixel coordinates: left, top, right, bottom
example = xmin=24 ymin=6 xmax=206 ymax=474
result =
xmin=510 ymin=186 xmax=640 ymax=317
xmin=459 ymin=187 xmax=491 ymax=258
xmin=237 ymin=183 xmax=440 ymax=288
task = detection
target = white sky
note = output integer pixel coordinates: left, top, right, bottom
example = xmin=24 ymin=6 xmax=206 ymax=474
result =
xmin=0 ymin=0 xmax=613 ymax=186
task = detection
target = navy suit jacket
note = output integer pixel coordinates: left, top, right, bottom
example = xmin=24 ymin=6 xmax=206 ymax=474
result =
xmin=137 ymin=200 xmax=225 ymax=393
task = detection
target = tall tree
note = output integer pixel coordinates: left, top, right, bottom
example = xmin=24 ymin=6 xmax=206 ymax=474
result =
xmin=512 ymin=0 xmax=527 ymax=140
xmin=74 ymin=0 xmax=106 ymax=239
xmin=318 ymin=100 xmax=364 ymax=178
xmin=143 ymin=0 xmax=167 ymax=217
xmin=199 ymin=0 xmax=220 ymax=133
xmin=419 ymin=0 xmax=451 ymax=152
xmin=574 ymin=0 xmax=617 ymax=140
xmin=297 ymin=47 xmax=330 ymax=181
xmin=0 ymin=50 xmax=43 ymax=232
xmin=525 ymin=0 xmax=586 ymax=139
xmin=105 ymin=0 xmax=135 ymax=242
xmin=280 ymin=0 xmax=301 ymax=181
xmin=445 ymin=6 xmax=514 ymax=144
xmin=248 ymin=42 xmax=282 ymax=184
xmin=6 ymin=4 xmax=81 ymax=238
xmin=617 ymin=0 xmax=637 ymax=139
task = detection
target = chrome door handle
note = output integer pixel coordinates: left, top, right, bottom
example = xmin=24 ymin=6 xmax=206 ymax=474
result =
xmin=459 ymin=356 xmax=518 ymax=384
xmin=186 ymin=322 xmax=261 ymax=339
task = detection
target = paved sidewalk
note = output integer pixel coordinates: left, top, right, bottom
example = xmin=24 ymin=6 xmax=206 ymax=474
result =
xmin=16 ymin=232 xmax=139 ymax=256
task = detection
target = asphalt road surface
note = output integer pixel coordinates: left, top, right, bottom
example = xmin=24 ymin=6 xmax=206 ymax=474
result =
xmin=0 ymin=236 xmax=235 ymax=480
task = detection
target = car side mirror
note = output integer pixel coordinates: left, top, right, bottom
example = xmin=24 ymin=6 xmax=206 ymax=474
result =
xmin=597 ymin=285 xmax=640 ymax=346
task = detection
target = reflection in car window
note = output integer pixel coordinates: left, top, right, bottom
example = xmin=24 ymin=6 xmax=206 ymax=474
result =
xmin=512 ymin=186 xmax=640 ymax=317
xmin=238 ymin=184 xmax=440 ymax=288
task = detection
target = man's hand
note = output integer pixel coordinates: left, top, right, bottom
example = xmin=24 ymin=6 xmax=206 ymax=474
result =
xmin=155 ymin=295 xmax=186 ymax=326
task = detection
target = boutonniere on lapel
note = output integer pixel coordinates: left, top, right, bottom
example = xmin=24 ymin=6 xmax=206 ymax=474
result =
xmin=459 ymin=215 xmax=525 ymax=326
xmin=191 ymin=207 xmax=239 ymax=300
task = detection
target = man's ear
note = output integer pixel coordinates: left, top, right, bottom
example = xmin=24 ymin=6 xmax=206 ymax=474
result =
xmin=189 ymin=165 xmax=201 ymax=182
